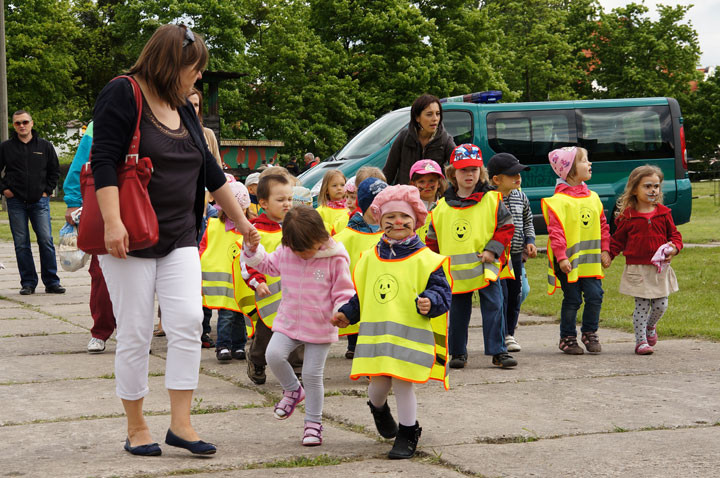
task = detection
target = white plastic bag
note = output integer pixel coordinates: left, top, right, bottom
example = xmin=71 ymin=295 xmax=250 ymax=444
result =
xmin=58 ymin=222 xmax=89 ymax=272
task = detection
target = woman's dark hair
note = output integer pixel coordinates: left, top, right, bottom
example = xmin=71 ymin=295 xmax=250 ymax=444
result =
xmin=128 ymin=24 xmax=208 ymax=108
xmin=410 ymin=94 xmax=443 ymax=132
xmin=281 ymin=206 xmax=330 ymax=252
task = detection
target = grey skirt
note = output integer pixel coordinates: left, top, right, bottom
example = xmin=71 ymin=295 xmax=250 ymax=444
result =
xmin=619 ymin=263 xmax=679 ymax=299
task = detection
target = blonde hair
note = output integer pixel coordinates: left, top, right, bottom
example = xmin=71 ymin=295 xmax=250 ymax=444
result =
xmin=566 ymin=147 xmax=589 ymax=181
xmin=355 ymin=166 xmax=386 ymax=186
xmin=444 ymin=163 xmax=488 ymax=190
xmin=317 ymin=169 xmax=346 ymax=206
xmin=615 ymin=165 xmax=664 ymax=218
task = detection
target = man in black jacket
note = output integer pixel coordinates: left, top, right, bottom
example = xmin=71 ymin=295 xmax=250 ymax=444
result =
xmin=0 ymin=110 xmax=65 ymax=295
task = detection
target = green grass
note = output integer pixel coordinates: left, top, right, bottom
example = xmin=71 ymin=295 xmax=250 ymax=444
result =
xmin=677 ymin=181 xmax=720 ymax=244
xmin=522 ymin=246 xmax=720 ymax=341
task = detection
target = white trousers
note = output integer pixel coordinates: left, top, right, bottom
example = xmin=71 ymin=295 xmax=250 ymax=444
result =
xmin=100 ymin=247 xmax=203 ymax=400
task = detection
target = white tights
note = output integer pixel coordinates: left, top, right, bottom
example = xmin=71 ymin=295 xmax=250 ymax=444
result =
xmin=633 ymin=297 xmax=668 ymax=343
xmin=368 ymin=376 xmax=417 ymax=426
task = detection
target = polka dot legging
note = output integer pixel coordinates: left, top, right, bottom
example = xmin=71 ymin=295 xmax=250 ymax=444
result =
xmin=633 ymin=297 xmax=668 ymax=344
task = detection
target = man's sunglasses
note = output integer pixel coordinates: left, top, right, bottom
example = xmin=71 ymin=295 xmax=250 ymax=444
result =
xmin=13 ymin=120 xmax=30 ymax=126
xmin=181 ymin=25 xmax=195 ymax=48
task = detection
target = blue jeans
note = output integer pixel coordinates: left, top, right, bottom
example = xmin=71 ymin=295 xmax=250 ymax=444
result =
xmin=6 ymin=196 xmax=60 ymax=289
xmin=215 ymin=309 xmax=247 ymax=351
xmin=501 ymin=254 xmax=524 ymax=337
xmin=448 ymin=281 xmax=506 ymax=357
xmin=556 ymin=267 xmax=604 ymax=338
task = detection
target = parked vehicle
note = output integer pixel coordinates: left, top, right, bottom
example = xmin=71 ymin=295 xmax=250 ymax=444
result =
xmin=299 ymin=96 xmax=692 ymax=232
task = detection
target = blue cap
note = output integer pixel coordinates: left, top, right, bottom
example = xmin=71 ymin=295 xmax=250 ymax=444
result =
xmin=357 ymin=177 xmax=388 ymax=213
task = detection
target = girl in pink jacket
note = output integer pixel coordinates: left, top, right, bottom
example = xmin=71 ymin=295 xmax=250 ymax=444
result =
xmin=241 ymin=205 xmax=355 ymax=446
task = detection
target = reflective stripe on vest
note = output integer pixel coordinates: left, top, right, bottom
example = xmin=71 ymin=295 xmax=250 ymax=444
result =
xmin=200 ymin=218 xmax=243 ymax=311
xmin=541 ymin=192 xmax=605 ymax=295
xmin=333 ymin=227 xmax=382 ymax=336
xmin=431 ymin=193 xmax=503 ymax=293
xmin=351 ymin=247 xmax=450 ymax=389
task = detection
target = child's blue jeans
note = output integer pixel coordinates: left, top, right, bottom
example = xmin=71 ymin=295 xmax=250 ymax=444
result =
xmin=448 ymin=280 xmax=506 ymax=357
xmin=556 ymin=268 xmax=604 ymax=338
xmin=215 ymin=309 xmax=247 ymax=351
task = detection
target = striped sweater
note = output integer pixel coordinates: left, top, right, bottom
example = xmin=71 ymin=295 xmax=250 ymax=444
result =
xmin=502 ymin=189 xmax=536 ymax=255
xmin=241 ymin=238 xmax=355 ymax=344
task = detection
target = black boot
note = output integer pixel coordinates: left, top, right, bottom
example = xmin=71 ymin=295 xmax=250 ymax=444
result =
xmin=367 ymin=400 xmax=398 ymax=438
xmin=388 ymin=422 xmax=421 ymax=459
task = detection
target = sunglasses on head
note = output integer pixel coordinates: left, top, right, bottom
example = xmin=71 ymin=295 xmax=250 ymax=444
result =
xmin=181 ymin=25 xmax=195 ymax=47
xmin=14 ymin=120 xmax=30 ymax=126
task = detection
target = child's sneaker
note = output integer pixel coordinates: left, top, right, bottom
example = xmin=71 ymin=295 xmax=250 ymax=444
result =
xmin=247 ymin=360 xmax=266 ymax=385
xmin=559 ymin=336 xmax=584 ymax=355
xmin=201 ymin=333 xmax=214 ymax=349
xmin=449 ymin=354 xmax=467 ymax=369
xmin=345 ymin=349 xmax=355 ymax=359
xmin=492 ymin=352 xmax=517 ymax=368
xmin=581 ymin=331 xmax=602 ymax=353
xmin=302 ymin=421 xmax=323 ymax=446
xmin=646 ymin=326 xmax=658 ymax=346
xmin=505 ymin=335 xmax=522 ymax=352
xmin=216 ymin=348 xmax=232 ymax=362
xmin=231 ymin=348 xmax=246 ymax=360
xmin=274 ymin=385 xmax=305 ymax=420
xmin=635 ymin=341 xmax=654 ymax=355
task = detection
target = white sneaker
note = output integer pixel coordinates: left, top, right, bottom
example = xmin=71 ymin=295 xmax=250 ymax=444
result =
xmin=505 ymin=335 xmax=521 ymax=352
xmin=87 ymin=337 xmax=106 ymax=353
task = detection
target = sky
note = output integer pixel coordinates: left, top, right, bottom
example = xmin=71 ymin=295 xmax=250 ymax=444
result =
xmin=597 ymin=0 xmax=719 ymax=68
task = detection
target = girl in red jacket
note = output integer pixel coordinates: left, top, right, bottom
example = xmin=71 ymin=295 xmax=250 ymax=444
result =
xmin=609 ymin=165 xmax=682 ymax=355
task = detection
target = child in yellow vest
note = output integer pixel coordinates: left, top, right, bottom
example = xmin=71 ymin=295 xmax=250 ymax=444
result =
xmin=316 ymin=169 xmax=347 ymax=234
xmin=425 ymin=144 xmax=517 ymax=369
xmin=332 ymin=177 xmax=388 ymax=359
xmin=200 ymin=179 xmax=253 ymax=362
xmin=332 ymin=185 xmax=452 ymax=460
xmin=542 ymin=147 xmax=611 ymax=355
xmin=408 ymin=159 xmax=447 ymax=242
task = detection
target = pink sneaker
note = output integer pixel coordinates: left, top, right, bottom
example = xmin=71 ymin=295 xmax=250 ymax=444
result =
xmin=646 ymin=326 xmax=658 ymax=346
xmin=274 ymin=385 xmax=305 ymax=420
xmin=635 ymin=342 xmax=654 ymax=355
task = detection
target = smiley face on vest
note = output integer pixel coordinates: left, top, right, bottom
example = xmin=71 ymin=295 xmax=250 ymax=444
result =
xmin=452 ymin=219 xmax=471 ymax=242
xmin=374 ymin=274 xmax=399 ymax=304
xmin=579 ymin=208 xmax=593 ymax=229
xmin=227 ymin=242 xmax=242 ymax=261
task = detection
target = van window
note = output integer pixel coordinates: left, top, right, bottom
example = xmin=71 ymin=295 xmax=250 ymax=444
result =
xmin=577 ymin=106 xmax=673 ymax=162
xmin=336 ymin=109 xmax=409 ymax=160
xmin=487 ymin=110 xmax=575 ymax=164
xmin=443 ymin=110 xmax=474 ymax=145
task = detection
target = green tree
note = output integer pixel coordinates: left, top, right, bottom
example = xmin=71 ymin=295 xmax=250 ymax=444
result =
xmin=6 ymin=0 xmax=83 ymax=140
xmin=586 ymin=3 xmax=701 ymax=99
xmin=684 ymin=71 xmax=720 ymax=162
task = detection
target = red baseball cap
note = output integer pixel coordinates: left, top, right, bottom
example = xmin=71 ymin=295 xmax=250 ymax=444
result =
xmin=449 ymin=144 xmax=483 ymax=169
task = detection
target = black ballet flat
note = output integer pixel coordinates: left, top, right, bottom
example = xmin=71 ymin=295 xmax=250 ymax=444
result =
xmin=124 ymin=438 xmax=162 ymax=456
xmin=165 ymin=428 xmax=216 ymax=455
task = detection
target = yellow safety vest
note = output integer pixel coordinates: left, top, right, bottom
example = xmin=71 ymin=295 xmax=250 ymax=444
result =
xmin=317 ymin=204 xmax=349 ymax=235
xmin=430 ymin=192 xmax=503 ymax=293
xmin=351 ymin=247 xmax=451 ymax=390
xmin=201 ymin=218 xmax=245 ymax=312
xmin=332 ymin=210 xmax=352 ymax=234
xmin=233 ymin=228 xmax=283 ymax=335
xmin=541 ymin=192 xmax=604 ymax=295
xmin=230 ymin=237 xmax=261 ymax=337
xmin=332 ymin=226 xmax=383 ymax=336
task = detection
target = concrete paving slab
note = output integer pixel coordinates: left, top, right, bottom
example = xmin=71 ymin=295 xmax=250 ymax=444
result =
xmin=435 ymin=426 xmax=720 ymax=478
xmin=0 ymin=374 xmax=265 ymax=426
xmin=42 ymin=302 xmax=94 ymax=328
xmin=0 ymin=410 xmax=386 ymax=478
xmin=0 ymin=306 xmax=48 ymax=319
xmin=190 ymin=459 xmax=468 ymax=478
xmin=0 ymin=352 xmax=162 ymax=384
xmin=324 ymin=371 xmax=720 ymax=446
xmin=0 ymin=333 xmax=106 ymax=356
xmin=0 ymin=317 xmax=86 ymax=336
xmin=11 ymin=293 xmax=87 ymax=307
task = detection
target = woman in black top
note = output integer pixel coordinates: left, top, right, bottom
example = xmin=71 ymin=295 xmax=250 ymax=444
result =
xmin=382 ymin=94 xmax=456 ymax=185
xmin=92 ymin=24 xmax=259 ymax=457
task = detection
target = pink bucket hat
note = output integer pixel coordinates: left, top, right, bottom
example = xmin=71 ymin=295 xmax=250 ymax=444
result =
xmin=548 ymin=147 xmax=577 ymax=180
xmin=410 ymin=159 xmax=445 ymax=180
xmin=215 ymin=181 xmax=251 ymax=211
xmin=344 ymin=176 xmax=357 ymax=193
xmin=369 ymin=185 xmax=428 ymax=230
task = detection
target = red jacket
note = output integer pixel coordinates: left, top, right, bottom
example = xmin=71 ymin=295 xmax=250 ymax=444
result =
xmin=546 ymin=182 xmax=610 ymax=262
xmin=242 ymin=214 xmax=282 ymax=289
xmin=609 ymin=204 xmax=683 ymax=265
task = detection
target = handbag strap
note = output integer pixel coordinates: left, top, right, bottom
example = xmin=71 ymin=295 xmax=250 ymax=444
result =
xmin=112 ymin=75 xmax=143 ymax=164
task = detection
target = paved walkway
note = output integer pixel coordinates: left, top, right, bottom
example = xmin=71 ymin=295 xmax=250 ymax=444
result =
xmin=1 ymin=240 xmax=719 ymax=477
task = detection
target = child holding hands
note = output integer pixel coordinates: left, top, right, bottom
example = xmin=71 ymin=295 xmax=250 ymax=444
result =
xmin=542 ymin=147 xmax=611 ymax=355
xmin=333 ymin=185 xmax=452 ymax=460
xmin=609 ymin=165 xmax=682 ymax=354
xmin=242 ymin=206 xmax=355 ymax=446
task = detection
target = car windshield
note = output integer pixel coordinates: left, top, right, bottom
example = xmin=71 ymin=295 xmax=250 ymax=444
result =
xmin=336 ymin=108 xmax=409 ymax=160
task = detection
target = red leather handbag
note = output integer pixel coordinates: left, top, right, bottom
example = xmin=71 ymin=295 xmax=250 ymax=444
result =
xmin=77 ymin=75 xmax=159 ymax=255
